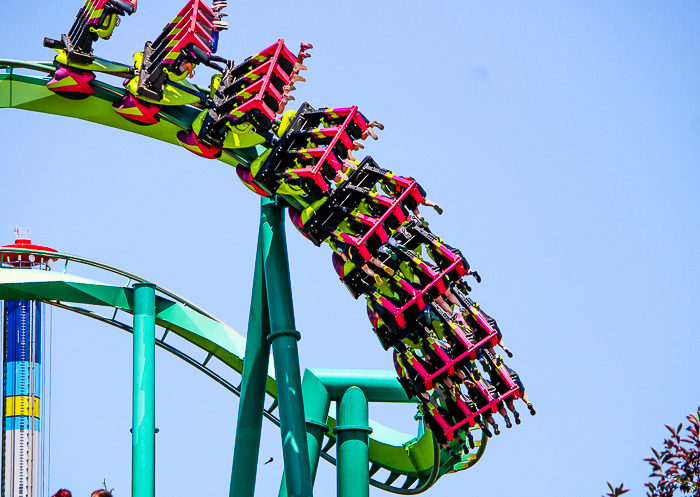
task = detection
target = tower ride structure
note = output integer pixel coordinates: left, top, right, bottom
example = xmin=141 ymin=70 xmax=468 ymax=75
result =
xmin=1 ymin=229 xmax=57 ymax=497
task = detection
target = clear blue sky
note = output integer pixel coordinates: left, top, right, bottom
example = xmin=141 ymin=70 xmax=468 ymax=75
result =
xmin=1 ymin=1 xmax=699 ymax=496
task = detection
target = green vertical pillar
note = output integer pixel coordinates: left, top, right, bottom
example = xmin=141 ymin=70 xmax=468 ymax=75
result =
xmin=334 ymin=387 xmax=372 ymax=497
xmin=260 ymin=197 xmax=313 ymax=497
xmin=229 ymin=230 xmax=272 ymax=497
xmin=132 ymin=282 xmax=156 ymax=497
xmin=279 ymin=370 xmax=332 ymax=497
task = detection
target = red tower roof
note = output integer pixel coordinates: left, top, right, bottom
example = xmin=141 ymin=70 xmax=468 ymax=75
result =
xmin=1 ymin=228 xmax=58 ymax=268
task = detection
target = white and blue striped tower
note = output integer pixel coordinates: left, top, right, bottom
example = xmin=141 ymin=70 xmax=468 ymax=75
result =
xmin=1 ymin=229 xmax=56 ymax=497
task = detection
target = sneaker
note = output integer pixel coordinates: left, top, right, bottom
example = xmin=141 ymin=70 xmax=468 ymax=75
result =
xmin=482 ymin=427 xmax=492 ymax=438
xmin=294 ymin=62 xmax=308 ymax=72
xmin=417 ymin=215 xmax=429 ymax=227
xmin=528 ymin=403 xmax=536 ymax=416
xmin=370 ymin=120 xmax=385 ymax=130
xmin=433 ymin=204 xmax=443 ymax=215
xmin=493 ymin=423 xmax=500 ymax=435
xmin=353 ymin=140 xmax=365 ymax=149
xmin=504 ymin=415 xmax=512 ymax=429
xmin=473 ymin=271 xmax=482 ymax=283
xmin=383 ymin=266 xmax=394 ymax=276
xmin=514 ymin=411 xmax=521 ymax=425
xmin=373 ymin=274 xmax=383 ymax=286
xmin=461 ymin=442 xmax=469 ymax=453
xmin=505 ymin=348 xmax=513 ymax=358
xmin=213 ymin=20 xmax=228 ymax=30
xmin=467 ymin=434 xmax=475 ymax=449
xmin=447 ymin=448 xmax=460 ymax=460
xmin=300 ymin=42 xmax=314 ymax=50
xmin=368 ymin=127 xmax=378 ymax=140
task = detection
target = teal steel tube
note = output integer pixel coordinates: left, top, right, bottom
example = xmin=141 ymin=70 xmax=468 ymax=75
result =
xmin=334 ymin=387 xmax=372 ymax=497
xmin=310 ymin=370 xmax=412 ymax=402
xmin=132 ymin=282 xmax=156 ymax=497
xmin=260 ymin=197 xmax=313 ymax=497
xmin=229 ymin=233 xmax=272 ymax=497
xmin=279 ymin=370 xmax=332 ymax=497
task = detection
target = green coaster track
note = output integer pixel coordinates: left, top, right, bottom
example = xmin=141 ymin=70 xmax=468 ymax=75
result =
xmin=0 ymin=246 xmax=485 ymax=494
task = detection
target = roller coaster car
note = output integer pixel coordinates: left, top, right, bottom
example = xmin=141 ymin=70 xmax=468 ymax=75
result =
xmin=256 ymin=104 xmax=373 ymax=198
xmin=299 ymin=158 xmax=413 ymax=248
xmin=449 ymin=288 xmax=502 ymax=347
xmin=420 ymin=396 xmax=477 ymax=443
xmin=43 ymin=0 xmax=135 ymax=98
xmin=367 ymin=243 xmax=469 ymax=329
xmin=44 ymin=0 xmax=136 ymax=66
xmin=113 ymin=0 xmax=215 ymax=124
xmin=179 ymin=39 xmax=300 ymax=157
xmin=393 ymin=222 xmax=469 ymax=283
xmin=482 ymin=350 xmax=521 ymax=401
xmin=331 ymin=251 xmax=374 ymax=300
xmin=419 ymin=304 xmax=498 ymax=389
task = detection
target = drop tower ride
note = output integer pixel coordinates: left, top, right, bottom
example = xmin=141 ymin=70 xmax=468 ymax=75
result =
xmin=1 ymin=229 xmax=57 ymax=497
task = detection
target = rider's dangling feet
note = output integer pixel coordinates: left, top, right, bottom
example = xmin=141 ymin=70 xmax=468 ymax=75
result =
xmin=416 ymin=215 xmax=429 ymax=227
xmin=528 ymin=403 xmax=536 ymax=416
xmin=213 ymin=20 xmax=228 ymax=30
xmin=482 ymin=426 xmax=492 ymax=438
xmin=461 ymin=442 xmax=470 ymax=454
xmin=383 ymin=265 xmax=394 ymax=276
xmin=467 ymin=432 xmax=475 ymax=449
xmin=374 ymin=274 xmax=383 ymax=286
xmin=447 ymin=448 xmax=461 ymax=460
xmin=504 ymin=347 xmax=514 ymax=358
xmin=504 ymin=415 xmax=512 ymax=429
xmin=472 ymin=270 xmax=482 ymax=283
xmin=514 ymin=411 xmax=521 ymax=425
xmin=432 ymin=204 xmax=443 ymax=215
xmin=493 ymin=423 xmax=500 ymax=435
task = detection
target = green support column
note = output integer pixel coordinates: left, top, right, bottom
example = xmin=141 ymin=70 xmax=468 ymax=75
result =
xmin=229 ymin=229 xmax=272 ymax=497
xmin=334 ymin=387 xmax=372 ymax=497
xmin=132 ymin=282 xmax=156 ymax=497
xmin=260 ymin=197 xmax=313 ymax=497
xmin=279 ymin=370 xmax=332 ymax=497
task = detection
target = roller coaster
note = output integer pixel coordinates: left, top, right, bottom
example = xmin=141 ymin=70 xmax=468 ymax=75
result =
xmin=0 ymin=0 xmax=535 ymax=495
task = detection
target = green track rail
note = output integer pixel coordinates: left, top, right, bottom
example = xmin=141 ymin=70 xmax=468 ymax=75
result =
xmin=0 ymin=249 xmax=486 ymax=493
xmin=0 ymin=59 xmax=488 ymax=493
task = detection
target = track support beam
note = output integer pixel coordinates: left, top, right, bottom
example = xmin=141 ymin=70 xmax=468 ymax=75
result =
xmin=229 ymin=220 xmax=273 ymax=497
xmin=231 ymin=196 xmax=313 ymax=497
xmin=132 ymin=282 xmax=156 ymax=497
xmin=335 ymin=387 xmax=372 ymax=497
